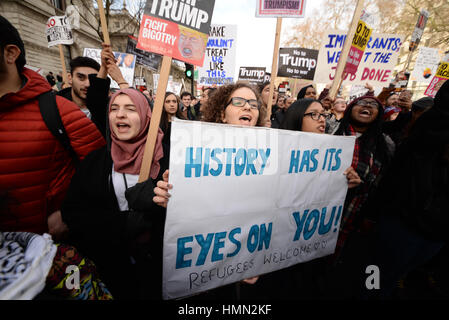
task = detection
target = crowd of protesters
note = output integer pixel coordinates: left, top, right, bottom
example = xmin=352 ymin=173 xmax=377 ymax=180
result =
xmin=1 ymin=15 xmax=448 ymax=301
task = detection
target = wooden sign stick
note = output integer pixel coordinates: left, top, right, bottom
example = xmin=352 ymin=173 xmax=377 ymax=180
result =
xmin=328 ymin=0 xmax=365 ymax=100
xmin=139 ymin=55 xmax=172 ymax=182
xmin=58 ymin=44 xmax=68 ymax=85
xmin=96 ymin=0 xmax=111 ymax=44
xmin=266 ymin=17 xmax=282 ymax=122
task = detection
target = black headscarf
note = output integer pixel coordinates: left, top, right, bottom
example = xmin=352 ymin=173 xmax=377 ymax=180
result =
xmin=280 ymin=98 xmax=320 ymax=131
xmin=296 ymin=85 xmax=314 ymax=100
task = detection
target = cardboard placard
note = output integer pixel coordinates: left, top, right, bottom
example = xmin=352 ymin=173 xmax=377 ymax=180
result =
xmin=162 ymin=120 xmax=355 ymax=299
xmin=197 ymin=24 xmax=237 ymax=86
xmin=45 ymin=15 xmax=73 ymax=47
xmin=137 ymin=0 xmax=216 ymax=67
xmin=256 ymin=0 xmax=307 ymax=18
xmin=238 ymin=66 xmax=266 ymax=85
xmin=277 ymin=47 xmax=318 ymax=80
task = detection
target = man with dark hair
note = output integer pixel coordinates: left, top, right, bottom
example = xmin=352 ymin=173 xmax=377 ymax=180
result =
xmin=57 ymin=56 xmax=101 ymax=119
xmin=0 ymin=15 xmax=105 ymax=236
xmin=180 ymin=91 xmax=195 ymax=120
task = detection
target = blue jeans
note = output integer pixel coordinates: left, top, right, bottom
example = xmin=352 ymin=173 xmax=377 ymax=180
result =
xmin=375 ymin=215 xmax=444 ymax=299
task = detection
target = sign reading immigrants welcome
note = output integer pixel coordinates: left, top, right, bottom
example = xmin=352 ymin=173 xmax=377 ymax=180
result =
xmin=137 ymin=0 xmax=216 ymax=66
xmin=162 ymin=120 xmax=356 ymax=300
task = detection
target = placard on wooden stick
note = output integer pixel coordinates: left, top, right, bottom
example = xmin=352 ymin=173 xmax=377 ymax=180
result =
xmin=328 ymin=0 xmax=365 ymax=100
xmin=136 ymin=0 xmax=216 ymax=181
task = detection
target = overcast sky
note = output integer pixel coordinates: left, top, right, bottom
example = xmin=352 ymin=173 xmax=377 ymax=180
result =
xmin=211 ymin=0 xmax=322 ymax=79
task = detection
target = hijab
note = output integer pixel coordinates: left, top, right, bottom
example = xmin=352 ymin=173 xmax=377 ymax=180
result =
xmin=280 ymin=98 xmax=319 ymax=131
xmin=108 ymin=88 xmax=164 ymax=179
xmin=296 ymin=84 xmax=314 ymax=100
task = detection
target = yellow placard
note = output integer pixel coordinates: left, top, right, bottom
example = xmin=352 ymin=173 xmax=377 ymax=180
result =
xmin=436 ymin=62 xmax=449 ymax=79
xmin=352 ymin=20 xmax=372 ymax=51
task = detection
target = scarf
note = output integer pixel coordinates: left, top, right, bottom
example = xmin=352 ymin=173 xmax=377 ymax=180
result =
xmin=109 ymin=88 xmax=164 ymax=179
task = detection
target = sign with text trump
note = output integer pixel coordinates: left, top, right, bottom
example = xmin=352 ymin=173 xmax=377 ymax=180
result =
xmin=137 ymin=0 xmax=215 ymax=67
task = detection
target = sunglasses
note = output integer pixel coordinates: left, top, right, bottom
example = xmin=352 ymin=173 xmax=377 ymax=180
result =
xmin=227 ymin=97 xmax=260 ymax=110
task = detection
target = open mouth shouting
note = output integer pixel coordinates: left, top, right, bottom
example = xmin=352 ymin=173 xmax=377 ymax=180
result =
xmin=116 ymin=122 xmax=131 ymax=133
xmin=239 ymin=114 xmax=253 ymax=126
xmin=359 ymin=108 xmax=372 ymax=118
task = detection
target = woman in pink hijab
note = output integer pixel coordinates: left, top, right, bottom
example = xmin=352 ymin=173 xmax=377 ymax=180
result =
xmin=60 ymin=88 xmax=165 ymax=299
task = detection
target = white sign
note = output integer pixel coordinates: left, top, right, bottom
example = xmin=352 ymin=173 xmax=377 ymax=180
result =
xmin=153 ymin=74 xmax=183 ymax=95
xmin=256 ymin=0 xmax=307 ymax=18
xmin=162 ymin=120 xmax=356 ymax=300
xmin=197 ymin=24 xmax=237 ymax=86
xmin=83 ymin=48 xmax=136 ymax=89
xmin=45 ymin=15 xmax=73 ymax=47
xmin=314 ymin=31 xmax=404 ymax=87
xmin=410 ymin=47 xmax=443 ymax=84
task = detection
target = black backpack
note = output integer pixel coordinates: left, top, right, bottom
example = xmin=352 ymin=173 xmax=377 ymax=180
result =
xmin=37 ymin=91 xmax=79 ymax=163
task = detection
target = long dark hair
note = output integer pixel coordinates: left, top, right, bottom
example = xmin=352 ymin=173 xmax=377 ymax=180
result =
xmin=160 ymin=91 xmax=185 ymax=132
xmin=280 ymin=99 xmax=321 ymax=131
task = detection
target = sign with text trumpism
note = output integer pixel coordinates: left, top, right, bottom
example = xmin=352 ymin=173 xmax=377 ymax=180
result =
xmin=197 ymin=24 xmax=237 ymax=86
xmin=314 ymin=31 xmax=404 ymax=87
xmin=277 ymin=47 xmax=318 ymax=80
xmin=137 ymin=0 xmax=215 ymax=67
xmin=162 ymin=120 xmax=356 ymax=299
xmin=256 ymin=0 xmax=307 ymax=17
xmin=424 ymin=61 xmax=449 ymax=98
xmin=83 ymin=48 xmax=136 ymax=89
xmin=410 ymin=47 xmax=443 ymax=84
xmin=45 ymin=15 xmax=74 ymax=47
xmin=238 ymin=66 xmax=266 ymax=85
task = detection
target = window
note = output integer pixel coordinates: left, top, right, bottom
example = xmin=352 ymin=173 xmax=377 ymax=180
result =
xmin=51 ymin=0 xmax=65 ymax=11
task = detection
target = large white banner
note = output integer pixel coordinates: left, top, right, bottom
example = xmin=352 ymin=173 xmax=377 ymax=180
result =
xmin=83 ymin=48 xmax=136 ymax=89
xmin=162 ymin=120 xmax=356 ymax=300
xmin=197 ymin=24 xmax=237 ymax=86
xmin=314 ymin=31 xmax=404 ymax=87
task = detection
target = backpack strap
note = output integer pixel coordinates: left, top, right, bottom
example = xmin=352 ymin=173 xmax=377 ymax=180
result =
xmin=38 ymin=91 xmax=79 ymax=163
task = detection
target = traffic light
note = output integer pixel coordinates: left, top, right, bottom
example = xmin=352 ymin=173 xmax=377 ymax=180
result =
xmin=185 ymin=63 xmax=194 ymax=80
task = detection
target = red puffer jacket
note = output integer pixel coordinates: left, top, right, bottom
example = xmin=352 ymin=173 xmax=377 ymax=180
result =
xmin=0 ymin=68 xmax=105 ymax=234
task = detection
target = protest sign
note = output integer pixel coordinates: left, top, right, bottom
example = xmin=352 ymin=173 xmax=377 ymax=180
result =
xmin=315 ymin=31 xmax=404 ymax=87
xmin=344 ymin=18 xmax=372 ymax=75
xmin=126 ymin=35 xmax=162 ymax=71
xmin=410 ymin=47 xmax=442 ymax=83
xmin=83 ymin=48 xmax=136 ymax=88
xmin=424 ymin=61 xmax=449 ymax=98
xmin=327 ymin=0 xmax=364 ymax=100
xmin=238 ymin=66 xmax=266 ymax=84
xmin=197 ymin=24 xmax=237 ymax=86
xmin=45 ymin=15 xmax=73 ymax=47
xmin=162 ymin=120 xmax=356 ymax=299
xmin=136 ymin=0 xmax=216 ymax=67
xmin=278 ymin=47 xmax=318 ymax=80
xmin=409 ymin=9 xmax=429 ymax=51
xmin=256 ymin=0 xmax=307 ymax=18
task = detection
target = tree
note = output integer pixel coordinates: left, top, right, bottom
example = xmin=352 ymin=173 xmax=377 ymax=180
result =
xmin=69 ymin=0 xmax=145 ymax=42
xmin=283 ymin=0 xmax=448 ymax=49
xmin=283 ymin=0 xmax=405 ymax=49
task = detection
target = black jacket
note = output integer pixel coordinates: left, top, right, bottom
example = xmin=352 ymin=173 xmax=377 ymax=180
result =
xmin=61 ymin=145 xmax=166 ymax=299
xmin=57 ymin=74 xmax=110 ymax=138
xmin=374 ymin=81 xmax=449 ymax=241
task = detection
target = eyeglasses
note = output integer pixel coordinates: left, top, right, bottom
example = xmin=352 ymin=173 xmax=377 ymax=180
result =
xmin=304 ymin=112 xmax=330 ymax=121
xmin=227 ymin=97 xmax=260 ymax=110
xmin=356 ymin=100 xmax=380 ymax=109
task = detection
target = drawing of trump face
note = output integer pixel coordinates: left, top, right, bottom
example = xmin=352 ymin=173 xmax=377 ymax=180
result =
xmin=178 ymin=26 xmax=207 ymax=61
